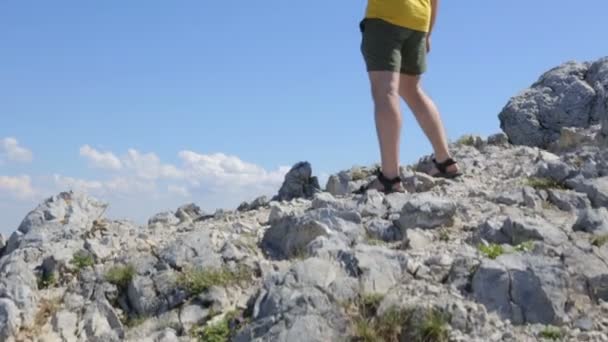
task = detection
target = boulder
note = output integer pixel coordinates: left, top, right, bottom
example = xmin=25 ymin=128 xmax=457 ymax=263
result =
xmin=499 ymin=58 xmax=608 ymax=148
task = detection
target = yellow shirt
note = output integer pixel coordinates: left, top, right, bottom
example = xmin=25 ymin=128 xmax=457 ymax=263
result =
xmin=366 ymin=0 xmax=431 ymax=32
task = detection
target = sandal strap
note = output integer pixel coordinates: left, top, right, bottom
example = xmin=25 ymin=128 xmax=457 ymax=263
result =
xmin=376 ymin=169 xmax=402 ymax=191
xmin=433 ymin=158 xmax=457 ymax=174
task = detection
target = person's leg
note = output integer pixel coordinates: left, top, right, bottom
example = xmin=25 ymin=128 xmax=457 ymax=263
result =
xmin=397 ymin=28 xmax=459 ymax=176
xmin=399 ymin=74 xmax=459 ymax=174
xmin=368 ymin=71 xmax=404 ymax=185
xmin=360 ymin=19 xmax=407 ymax=191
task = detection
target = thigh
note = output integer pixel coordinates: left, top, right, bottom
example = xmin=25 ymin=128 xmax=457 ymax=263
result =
xmin=400 ymin=30 xmax=427 ymax=75
xmin=361 ymin=19 xmax=403 ymax=73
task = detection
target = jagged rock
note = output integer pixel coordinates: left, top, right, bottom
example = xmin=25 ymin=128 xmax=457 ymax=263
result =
xmin=237 ymin=196 xmax=268 ymax=212
xmin=325 ymin=172 xmax=350 ymax=197
xmin=493 ymin=189 xmax=525 ymax=206
xmin=547 ymin=189 xmax=591 ymax=211
xmin=499 ymin=58 xmax=608 ymax=148
xmin=472 ymin=254 xmax=568 ymax=325
xmin=487 ymin=132 xmax=510 ymax=146
xmin=0 ymin=298 xmax=20 ymax=341
xmin=568 ymin=176 xmax=608 ymax=207
xmin=158 ymin=231 xmax=222 ymax=269
xmin=365 ymin=218 xmax=402 ymax=242
xmin=175 ymin=203 xmax=205 ymax=222
xmin=404 ymin=228 xmax=432 ymax=250
xmin=397 ymin=194 xmax=457 ymax=230
xmin=52 ymin=310 xmax=79 ymax=342
xmin=383 ymin=192 xmax=409 ymax=214
xmin=179 ymin=303 xmax=209 ymax=331
xmin=554 ymin=126 xmax=600 ymax=150
xmin=148 ymin=328 xmax=180 ymax=342
xmin=350 ymin=245 xmax=411 ymax=294
xmin=85 ymin=239 xmax=113 ymax=260
xmin=311 ymin=192 xmax=356 ymax=211
xmin=357 ymin=189 xmax=387 ymax=217
xmin=128 ymin=276 xmax=162 ymax=316
xmin=0 ymin=234 xmax=5 ymax=255
xmin=402 ymin=172 xmax=440 ymax=193
xmin=475 ymin=214 xmax=568 ymax=246
xmin=148 ymin=211 xmax=179 ymax=227
xmin=235 ymin=258 xmax=353 ymax=342
xmin=447 ymin=251 xmax=481 ymax=293
xmin=275 ymin=162 xmax=320 ymax=201
xmin=0 ymin=257 xmax=38 ymax=325
xmin=262 ymin=208 xmax=362 ymax=259
xmin=79 ymin=298 xmax=124 ymax=341
xmin=573 ymin=208 xmax=608 ymax=235
xmin=536 ymin=160 xmax=576 ymax=182
xmin=563 ymin=246 xmax=608 ymax=302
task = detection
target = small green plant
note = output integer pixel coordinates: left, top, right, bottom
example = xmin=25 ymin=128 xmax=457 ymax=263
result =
xmin=375 ymin=307 xmax=410 ymax=340
xmin=417 ymin=309 xmax=449 ymax=342
xmin=478 ymin=243 xmax=504 ymax=260
xmin=591 ymin=234 xmax=608 ymax=247
xmin=456 ymin=135 xmax=476 ymax=146
xmin=365 ymin=235 xmax=389 ymax=247
xmin=123 ymin=315 xmax=147 ymax=328
xmin=354 ymin=318 xmax=380 ymax=342
xmin=525 ymin=177 xmax=566 ymax=190
xmin=539 ymin=326 xmax=562 ymax=340
xmin=178 ymin=266 xmax=252 ymax=296
xmin=105 ymin=264 xmax=136 ymax=289
xmin=37 ymin=273 xmax=57 ymax=289
xmin=71 ymin=251 xmax=95 ymax=271
xmin=359 ymin=293 xmax=385 ymax=317
xmin=514 ymin=241 xmax=534 ymax=253
xmin=192 ymin=311 xmax=240 ymax=342
xmin=438 ymin=229 xmax=450 ymax=242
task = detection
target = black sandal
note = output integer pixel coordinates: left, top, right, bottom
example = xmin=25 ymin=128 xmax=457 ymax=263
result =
xmin=431 ymin=158 xmax=463 ymax=179
xmin=355 ymin=169 xmax=404 ymax=194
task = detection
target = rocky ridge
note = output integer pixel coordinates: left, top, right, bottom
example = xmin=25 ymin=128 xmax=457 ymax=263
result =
xmin=1 ymin=57 xmax=608 ymax=342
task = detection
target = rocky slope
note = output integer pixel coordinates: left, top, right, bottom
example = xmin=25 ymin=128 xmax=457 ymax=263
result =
xmin=1 ymin=57 xmax=608 ymax=342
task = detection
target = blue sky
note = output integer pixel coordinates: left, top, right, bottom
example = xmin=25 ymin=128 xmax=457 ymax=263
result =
xmin=1 ymin=1 xmax=606 ymax=233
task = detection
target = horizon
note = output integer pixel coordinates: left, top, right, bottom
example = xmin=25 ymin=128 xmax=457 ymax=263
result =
xmin=2 ymin=1 xmax=607 ymax=234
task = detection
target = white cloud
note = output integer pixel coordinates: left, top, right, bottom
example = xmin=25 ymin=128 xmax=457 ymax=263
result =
xmin=178 ymin=151 xmax=289 ymax=190
xmin=1 ymin=137 xmax=33 ymax=163
xmin=0 ymin=175 xmax=35 ymax=199
xmin=123 ymin=149 xmax=184 ymax=180
xmin=167 ymin=185 xmax=190 ymax=197
xmin=79 ymin=145 xmax=122 ymax=170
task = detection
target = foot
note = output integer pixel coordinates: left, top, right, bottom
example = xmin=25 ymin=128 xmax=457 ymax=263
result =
xmin=365 ymin=177 xmax=405 ymax=193
xmin=356 ymin=170 xmax=405 ymax=194
xmin=429 ymin=157 xmax=462 ymax=179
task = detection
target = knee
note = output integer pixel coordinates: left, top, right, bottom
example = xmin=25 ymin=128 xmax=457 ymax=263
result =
xmin=400 ymin=82 xmax=423 ymax=102
xmin=371 ymin=84 xmax=400 ymax=107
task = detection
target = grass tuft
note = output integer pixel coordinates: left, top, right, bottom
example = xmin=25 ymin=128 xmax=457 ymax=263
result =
xmin=105 ymin=264 xmax=136 ymax=289
xmin=478 ymin=244 xmax=504 ymax=260
xmin=525 ymin=177 xmax=567 ymax=190
xmin=539 ymin=326 xmax=562 ymax=340
xmin=178 ymin=266 xmax=252 ymax=296
xmin=591 ymin=234 xmax=608 ymax=247
xmin=71 ymin=251 xmax=95 ymax=272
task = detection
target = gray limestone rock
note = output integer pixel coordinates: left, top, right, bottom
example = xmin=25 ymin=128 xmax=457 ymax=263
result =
xmin=275 ymin=162 xmax=320 ymax=201
xmin=472 ymin=254 xmax=568 ymax=325
xmin=499 ymin=59 xmax=607 ymax=148
xmin=397 ymin=194 xmax=457 ymax=230
xmin=573 ymin=208 xmax=608 ymax=235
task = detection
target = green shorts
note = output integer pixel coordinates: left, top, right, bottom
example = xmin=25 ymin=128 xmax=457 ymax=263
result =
xmin=360 ymin=18 xmax=427 ymax=75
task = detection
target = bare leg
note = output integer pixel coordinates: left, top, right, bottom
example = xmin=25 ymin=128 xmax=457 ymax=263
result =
xmin=368 ymin=71 xmax=404 ymax=191
xmin=399 ymin=74 xmax=459 ymax=174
